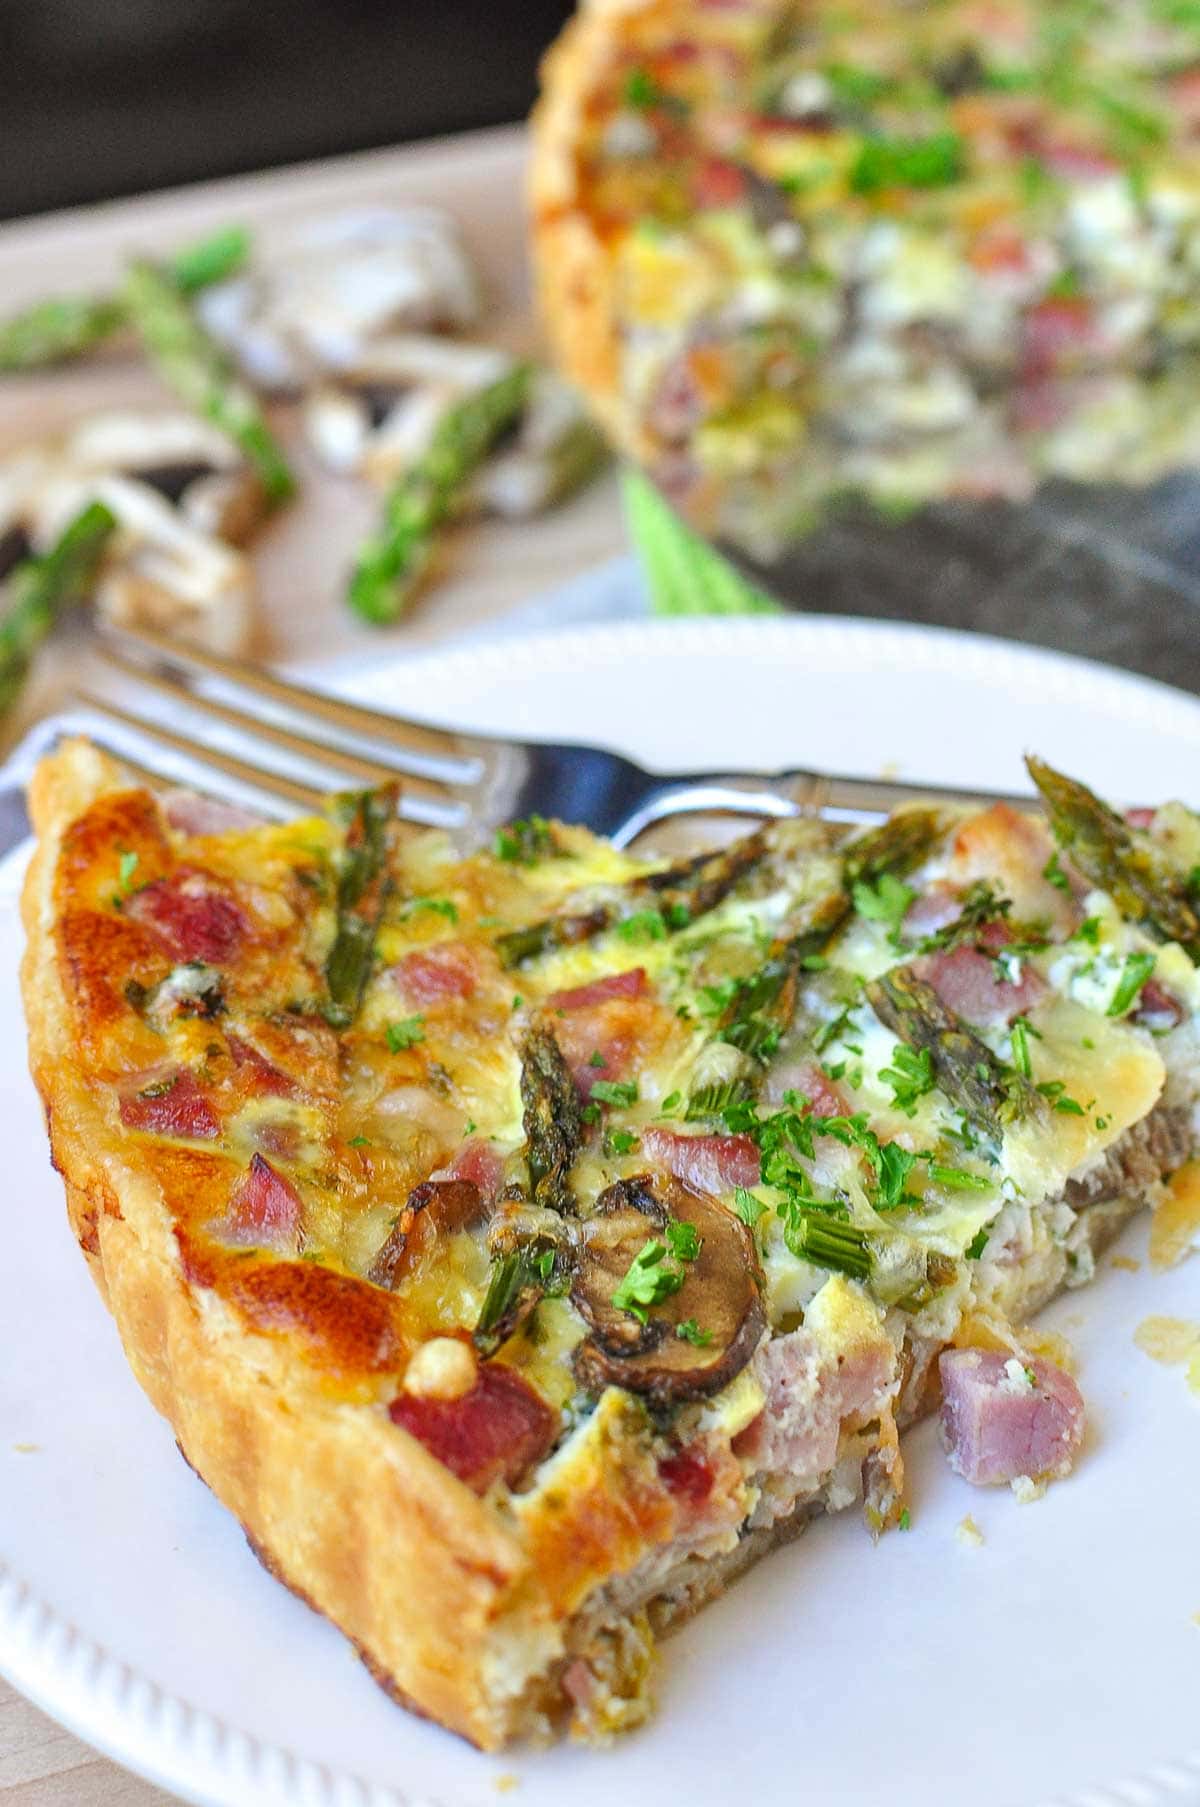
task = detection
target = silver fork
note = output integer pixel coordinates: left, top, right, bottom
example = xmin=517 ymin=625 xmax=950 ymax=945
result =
xmin=3 ymin=621 xmax=1032 ymax=852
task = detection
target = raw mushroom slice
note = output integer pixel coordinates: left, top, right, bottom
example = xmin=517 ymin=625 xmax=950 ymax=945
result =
xmin=303 ymin=335 xmax=514 ymax=480
xmin=59 ymin=410 xmax=268 ymax=545
xmin=571 ymin=1174 xmax=766 ymax=1406
xmin=197 ymin=207 xmax=482 ymax=392
xmin=31 ymin=473 xmax=253 ymax=655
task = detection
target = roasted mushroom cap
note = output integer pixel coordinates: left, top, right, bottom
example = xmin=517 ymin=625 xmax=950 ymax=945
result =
xmin=367 ymin=1177 xmax=486 ymax=1289
xmin=572 ymin=1175 xmax=765 ymax=1406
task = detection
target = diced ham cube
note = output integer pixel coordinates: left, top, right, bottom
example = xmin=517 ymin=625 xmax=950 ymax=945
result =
xmin=433 ymin=1136 xmax=505 ymax=1203
xmin=225 ymin=1154 xmax=303 ymax=1252
xmin=163 ymin=791 xmax=268 ymax=836
xmin=389 ymin=1361 xmax=557 ymax=1493
xmin=914 ymin=944 xmax=1044 ymax=1028
xmin=226 ymin=1032 xmax=297 ymax=1098
xmin=547 ymin=968 xmax=648 ymax=1011
xmin=763 ymin=1060 xmax=847 ymax=1116
xmin=939 ymin=1348 xmax=1085 ymax=1486
xmin=641 ymin=1127 xmax=760 ymax=1194
xmin=126 ymin=867 xmax=247 ymax=965
xmin=390 ymin=942 xmax=477 ymax=1004
xmin=1133 ymin=979 xmax=1184 ymax=1031
xmin=120 ymin=1070 xmax=220 ymax=1140
xmin=736 ymin=1324 xmax=895 ymax=1483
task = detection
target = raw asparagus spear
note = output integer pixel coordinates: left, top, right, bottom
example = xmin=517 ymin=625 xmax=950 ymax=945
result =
xmin=0 ymin=227 xmax=250 ymax=374
xmin=121 ymin=259 xmax=295 ymax=504
xmin=348 ymin=362 xmax=532 ymax=625
xmin=322 ymin=786 xmax=399 ymax=1025
xmin=866 ymin=966 xmax=1040 ymax=1139
xmin=1027 ymin=755 xmax=1200 ymax=960
xmin=0 ymin=501 xmax=117 ymax=716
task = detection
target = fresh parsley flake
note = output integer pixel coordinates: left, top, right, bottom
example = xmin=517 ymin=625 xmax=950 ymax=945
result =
xmin=385 ymin=1015 xmax=425 ymax=1053
xmin=591 ymin=1078 xmax=638 ymax=1109
xmin=617 ymin=908 xmax=667 ymax=943
xmin=1042 ymin=850 xmax=1071 ymax=894
xmin=589 ymin=1050 xmax=607 ymax=1068
xmin=965 ymin=1228 xmax=990 ymax=1260
xmin=603 ymin=1127 xmax=639 ymax=1157
xmin=1107 ymin=951 xmax=1156 ymax=1018
xmin=852 ymin=871 xmax=915 ymax=936
xmin=658 ymin=1090 xmax=682 ymax=1116
xmin=401 ymin=896 xmax=458 ymax=923
xmin=1009 ymin=1017 xmax=1033 ymax=1079
xmin=898 ymin=1507 xmax=912 ymax=1531
xmin=850 ymin=129 xmax=966 ymax=195
xmin=665 ymin=1219 xmax=702 ymax=1262
xmin=611 ymin=1222 xmax=698 ymax=1322
xmin=733 ymin=1186 xmax=767 ymax=1229
xmin=927 ymin=1162 xmax=992 ymax=1192
xmin=348 ymin=1134 xmax=370 ymax=1148
xmin=880 ymin=1043 xmax=935 ymax=1116
xmin=676 ymin=1319 xmax=713 ymax=1347
xmin=493 ymin=816 xmax=558 ymax=865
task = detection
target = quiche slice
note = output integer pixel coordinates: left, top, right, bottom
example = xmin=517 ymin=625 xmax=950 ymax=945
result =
xmin=532 ymin=0 xmax=1200 ymax=561
xmin=20 ymin=738 xmax=1200 ymax=1747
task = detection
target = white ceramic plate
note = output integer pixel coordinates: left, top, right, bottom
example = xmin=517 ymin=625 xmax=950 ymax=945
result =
xmin=3 ymin=613 xmax=1200 ymax=1807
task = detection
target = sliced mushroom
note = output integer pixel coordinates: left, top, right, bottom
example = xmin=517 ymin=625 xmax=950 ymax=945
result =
xmin=303 ymin=335 xmax=513 ymax=482
xmin=571 ymin=1175 xmax=765 ymax=1407
xmin=197 ymin=207 xmax=482 ymax=392
xmin=367 ymin=1176 xmax=486 ymax=1290
xmin=60 ymin=410 xmax=268 ymax=544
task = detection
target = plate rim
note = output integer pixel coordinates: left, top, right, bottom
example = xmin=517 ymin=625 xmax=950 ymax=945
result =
xmin=5 ymin=599 xmax=1200 ymax=1807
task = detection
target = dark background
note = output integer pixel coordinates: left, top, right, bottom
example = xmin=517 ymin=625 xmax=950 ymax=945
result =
xmin=0 ymin=0 xmax=576 ymax=222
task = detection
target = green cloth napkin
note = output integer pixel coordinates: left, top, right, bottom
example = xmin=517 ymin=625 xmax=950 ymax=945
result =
xmin=622 ymin=469 xmax=779 ymax=617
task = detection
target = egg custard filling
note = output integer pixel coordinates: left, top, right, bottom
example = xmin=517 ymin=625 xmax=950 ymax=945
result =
xmin=23 ymin=740 xmax=1200 ymax=1746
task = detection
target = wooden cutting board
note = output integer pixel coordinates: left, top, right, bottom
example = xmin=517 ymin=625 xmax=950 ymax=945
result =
xmin=0 ymin=123 xmax=624 ymax=1807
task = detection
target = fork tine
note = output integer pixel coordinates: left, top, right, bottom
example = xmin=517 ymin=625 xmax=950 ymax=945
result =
xmin=94 ymin=642 xmax=462 ymax=808
xmin=98 ymin=622 xmax=483 ymax=787
xmin=72 ymin=690 xmax=326 ymax=812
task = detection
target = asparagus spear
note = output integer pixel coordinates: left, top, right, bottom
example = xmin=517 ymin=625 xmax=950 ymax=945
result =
xmin=841 ymin=808 xmax=943 ymax=891
xmin=121 ymin=258 xmax=295 ymax=505
xmin=1027 ymin=755 xmax=1200 ymax=960
xmin=348 ymin=362 xmax=532 ymax=625
xmin=520 ymin=1025 xmax=584 ymax=1216
xmin=0 ymin=501 xmax=117 ymax=716
xmin=323 ymin=786 xmax=399 ymax=1025
xmin=866 ymin=966 xmax=1040 ymax=1139
xmin=0 ymin=227 xmax=250 ymax=375
xmin=495 ymin=822 xmax=771 ymax=969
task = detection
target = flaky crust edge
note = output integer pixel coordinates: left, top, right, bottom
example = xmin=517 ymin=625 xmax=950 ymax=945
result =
xmin=18 ymin=739 xmax=563 ymax=1751
xmin=529 ymin=0 xmax=671 ymax=463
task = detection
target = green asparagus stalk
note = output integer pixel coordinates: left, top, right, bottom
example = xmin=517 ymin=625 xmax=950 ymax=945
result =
xmin=520 ymin=1025 xmax=584 ymax=1216
xmin=0 ymin=501 xmax=117 ymax=716
xmin=1026 ymin=755 xmax=1200 ymax=960
xmin=348 ymin=362 xmax=532 ymax=625
xmin=121 ymin=258 xmax=295 ymax=505
xmin=323 ymin=786 xmax=399 ymax=1025
xmin=841 ymin=808 xmax=943 ymax=891
xmin=495 ymin=822 xmax=771 ymax=969
xmin=866 ymin=966 xmax=1040 ymax=1139
xmin=0 ymin=227 xmax=250 ymax=375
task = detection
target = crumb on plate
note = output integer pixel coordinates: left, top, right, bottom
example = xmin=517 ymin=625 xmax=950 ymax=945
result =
xmin=956 ymin=1515 xmax=984 ymax=1548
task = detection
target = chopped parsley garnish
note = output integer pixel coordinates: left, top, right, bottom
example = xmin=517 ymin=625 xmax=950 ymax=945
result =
xmin=385 ymin=1015 xmax=425 ymax=1053
xmin=617 ymin=908 xmax=668 ymax=942
xmin=965 ymin=1228 xmax=990 ymax=1261
xmin=112 ymin=847 xmax=140 ymax=907
xmin=852 ymin=871 xmax=915 ymax=937
xmin=658 ymin=1090 xmax=682 ymax=1116
xmin=348 ymin=1134 xmax=370 ymax=1148
xmin=493 ymin=815 xmax=559 ymax=865
xmin=1042 ymin=850 xmax=1071 ymax=893
xmin=914 ymin=882 xmax=1010 ymax=954
xmin=611 ymin=1221 xmax=698 ymax=1323
xmin=1074 ymin=916 xmax=1102 ymax=947
xmin=1106 ymin=951 xmax=1156 ymax=1018
xmin=401 ymin=896 xmax=458 ymax=923
xmin=603 ymin=1127 xmax=639 ymax=1158
xmin=898 ymin=1507 xmax=912 ymax=1531
xmin=850 ymin=130 xmax=966 ymax=195
xmin=676 ymin=1319 xmax=713 ymax=1347
xmin=591 ymin=1078 xmax=638 ymax=1109
xmin=623 ymin=66 xmax=670 ymax=109
xmin=589 ymin=1050 xmax=607 ymax=1068
xmin=880 ymin=1043 xmax=935 ymax=1117
xmin=733 ymin=1186 xmax=768 ymax=1230
xmin=1009 ymin=1017 xmax=1034 ymax=1079
xmin=1036 ymin=1078 xmax=1086 ymax=1115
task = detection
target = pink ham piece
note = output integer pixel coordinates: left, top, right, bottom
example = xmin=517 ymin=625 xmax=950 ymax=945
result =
xmin=1125 ymin=807 xmax=1157 ymax=830
xmin=126 ymin=867 xmax=247 ymax=965
xmin=547 ymin=968 xmax=648 ymax=1011
xmin=120 ymin=1070 xmax=220 ymax=1140
xmin=226 ymin=1032 xmax=297 ymax=1098
xmin=432 ymin=1137 xmax=505 ymax=1204
xmin=735 ymin=1325 xmax=894 ymax=1483
xmin=914 ymin=945 xmax=1044 ymax=1028
xmin=390 ymin=942 xmax=477 ymax=1005
xmin=225 ymin=1154 xmax=303 ymax=1252
xmin=390 ymin=1361 xmax=557 ymax=1494
xmin=641 ymin=1127 xmax=760 ymax=1194
xmin=763 ymin=1060 xmax=847 ymax=1116
xmin=1133 ymin=978 xmax=1184 ymax=1032
xmin=901 ymin=882 xmax=964 ymax=944
xmin=938 ymin=1348 xmax=1085 ymax=1486
xmin=163 ymin=791 xmax=268 ymax=836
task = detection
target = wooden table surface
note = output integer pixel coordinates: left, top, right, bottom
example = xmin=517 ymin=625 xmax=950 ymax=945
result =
xmin=0 ymin=123 xmax=626 ymax=1807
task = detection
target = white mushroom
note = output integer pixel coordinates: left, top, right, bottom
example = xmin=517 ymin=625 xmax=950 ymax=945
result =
xmin=197 ymin=208 xmax=482 ymax=391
